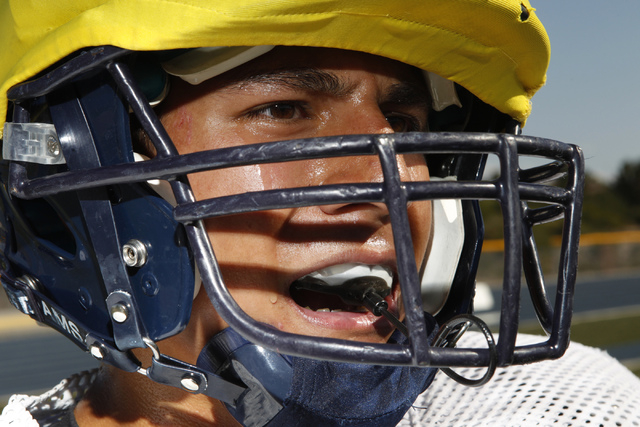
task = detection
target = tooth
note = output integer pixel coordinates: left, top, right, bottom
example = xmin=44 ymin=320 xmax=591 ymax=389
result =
xmin=317 ymin=308 xmax=330 ymax=312
xmin=303 ymin=263 xmax=393 ymax=289
xmin=331 ymin=309 xmax=343 ymax=313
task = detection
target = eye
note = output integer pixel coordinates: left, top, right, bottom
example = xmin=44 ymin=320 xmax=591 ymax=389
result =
xmin=247 ymin=101 xmax=309 ymax=121
xmin=385 ymin=113 xmax=422 ymax=133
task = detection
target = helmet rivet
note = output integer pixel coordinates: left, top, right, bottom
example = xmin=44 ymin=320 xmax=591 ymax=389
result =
xmin=122 ymin=239 xmax=148 ymax=268
xmin=19 ymin=275 xmax=40 ymax=291
xmin=110 ymin=303 xmax=129 ymax=323
xmin=180 ymin=375 xmax=200 ymax=392
xmin=78 ymin=287 xmax=92 ymax=311
xmin=47 ymin=136 xmax=60 ymax=157
xmin=141 ymin=273 xmax=160 ymax=297
xmin=90 ymin=345 xmax=104 ymax=360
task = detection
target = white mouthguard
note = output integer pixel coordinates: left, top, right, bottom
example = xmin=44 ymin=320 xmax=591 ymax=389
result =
xmin=301 ymin=263 xmax=393 ymax=289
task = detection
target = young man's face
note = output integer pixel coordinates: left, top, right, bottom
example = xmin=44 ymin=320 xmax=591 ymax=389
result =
xmin=158 ymin=46 xmax=432 ymax=350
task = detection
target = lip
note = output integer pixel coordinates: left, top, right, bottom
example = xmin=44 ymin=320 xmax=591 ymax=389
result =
xmin=287 ymin=282 xmax=401 ymax=334
xmin=283 ymin=251 xmax=402 ymax=334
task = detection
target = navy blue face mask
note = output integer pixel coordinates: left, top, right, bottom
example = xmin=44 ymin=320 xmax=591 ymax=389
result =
xmin=197 ymin=314 xmax=439 ymax=427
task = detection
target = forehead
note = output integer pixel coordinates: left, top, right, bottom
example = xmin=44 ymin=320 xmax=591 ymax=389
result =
xmin=204 ymin=46 xmax=427 ymax=90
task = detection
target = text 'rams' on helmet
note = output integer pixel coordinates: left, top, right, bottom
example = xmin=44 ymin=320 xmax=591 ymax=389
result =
xmin=0 ymin=0 xmax=584 ymax=407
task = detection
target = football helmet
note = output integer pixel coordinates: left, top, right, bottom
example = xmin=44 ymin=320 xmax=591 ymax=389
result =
xmin=0 ymin=0 xmax=583 ymax=412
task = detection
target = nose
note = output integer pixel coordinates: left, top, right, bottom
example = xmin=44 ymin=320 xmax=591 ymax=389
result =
xmin=317 ymin=155 xmax=388 ymax=216
xmin=325 ymin=102 xmax=396 ymax=136
xmin=317 ymin=153 xmax=422 ymax=217
xmin=316 ymin=108 xmax=420 ymax=216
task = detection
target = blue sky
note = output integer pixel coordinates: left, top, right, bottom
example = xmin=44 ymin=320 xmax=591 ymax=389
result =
xmin=522 ymin=1 xmax=640 ymax=182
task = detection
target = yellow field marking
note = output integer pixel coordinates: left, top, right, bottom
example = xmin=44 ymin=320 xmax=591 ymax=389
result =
xmin=482 ymin=239 xmax=505 ymax=252
xmin=0 ymin=311 xmax=51 ymax=337
xmin=484 ymin=230 xmax=640 ymax=252
xmin=555 ymin=230 xmax=640 ymax=247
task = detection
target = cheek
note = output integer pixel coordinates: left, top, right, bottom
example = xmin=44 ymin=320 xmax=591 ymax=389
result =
xmin=403 ymin=154 xmax=431 ymax=260
xmin=192 ymin=165 xmax=293 ymax=292
xmin=409 ymin=200 xmax=432 ymax=264
xmin=189 ymin=164 xmax=267 ymax=202
xmin=404 ymin=154 xmax=430 ymax=181
xmin=161 ymin=105 xmax=195 ymax=152
xmin=202 ymin=211 xmax=287 ymax=322
xmin=188 ymin=158 xmax=322 ymax=202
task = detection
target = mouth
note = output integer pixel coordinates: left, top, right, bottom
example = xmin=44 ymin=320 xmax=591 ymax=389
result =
xmin=290 ymin=264 xmax=394 ymax=313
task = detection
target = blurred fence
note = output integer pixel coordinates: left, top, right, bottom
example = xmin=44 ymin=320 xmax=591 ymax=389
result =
xmin=478 ymin=230 xmax=640 ymax=280
xmin=476 ymin=230 xmax=640 ymax=377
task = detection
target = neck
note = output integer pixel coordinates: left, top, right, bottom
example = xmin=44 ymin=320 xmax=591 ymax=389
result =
xmin=74 ymin=365 xmax=241 ymax=426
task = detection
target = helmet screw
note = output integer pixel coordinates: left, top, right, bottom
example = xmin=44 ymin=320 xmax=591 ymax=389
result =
xmin=19 ymin=275 xmax=40 ymax=291
xmin=110 ymin=303 xmax=129 ymax=323
xmin=122 ymin=239 xmax=148 ymax=268
xmin=90 ymin=345 xmax=104 ymax=360
xmin=47 ymin=136 xmax=60 ymax=157
xmin=78 ymin=287 xmax=92 ymax=311
xmin=180 ymin=375 xmax=201 ymax=392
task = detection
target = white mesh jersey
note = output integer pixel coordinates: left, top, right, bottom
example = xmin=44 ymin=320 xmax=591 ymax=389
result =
xmin=0 ymin=369 xmax=97 ymax=426
xmin=400 ymin=334 xmax=640 ymax=426
xmin=2 ymin=335 xmax=639 ymax=426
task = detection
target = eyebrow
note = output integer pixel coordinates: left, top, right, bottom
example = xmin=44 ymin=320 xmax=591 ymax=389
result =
xmin=380 ymin=82 xmax=430 ymax=109
xmin=222 ymin=67 xmax=429 ymax=104
xmin=223 ymin=67 xmax=357 ymax=98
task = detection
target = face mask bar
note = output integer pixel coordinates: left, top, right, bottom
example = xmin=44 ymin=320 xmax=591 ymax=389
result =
xmin=4 ymin=46 xmax=584 ymax=372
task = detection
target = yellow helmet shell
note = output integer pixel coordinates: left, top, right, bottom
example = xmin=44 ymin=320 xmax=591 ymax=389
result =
xmin=0 ymin=0 xmax=549 ymax=136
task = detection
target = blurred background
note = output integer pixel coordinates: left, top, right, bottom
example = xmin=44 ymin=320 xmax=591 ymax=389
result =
xmin=476 ymin=0 xmax=640 ymax=378
xmin=542 ymin=0 xmax=640 ymax=356
xmin=1 ymin=0 xmax=639 ymax=406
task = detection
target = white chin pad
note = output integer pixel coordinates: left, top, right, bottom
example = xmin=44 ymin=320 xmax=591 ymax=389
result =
xmin=421 ymin=177 xmax=465 ymax=314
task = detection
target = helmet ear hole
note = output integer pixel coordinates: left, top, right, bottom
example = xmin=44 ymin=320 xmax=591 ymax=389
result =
xmin=129 ymin=56 xmax=170 ymax=106
xmin=14 ymin=196 xmax=77 ymax=256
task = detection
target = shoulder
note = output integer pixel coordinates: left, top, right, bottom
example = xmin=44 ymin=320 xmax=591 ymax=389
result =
xmin=400 ymin=334 xmax=640 ymax=426
xmin=0 ymin=370 xmax=97 ymax=427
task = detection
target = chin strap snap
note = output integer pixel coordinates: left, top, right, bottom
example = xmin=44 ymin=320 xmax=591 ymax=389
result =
xmin=134 ymin=337 xmax=247 ymax=405
xmin=433 ymin=314 xmax=497 ymax=387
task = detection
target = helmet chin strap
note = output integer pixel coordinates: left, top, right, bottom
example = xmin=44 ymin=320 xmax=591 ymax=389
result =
xmin=197 ymin=318 xmax=439 ymax=427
